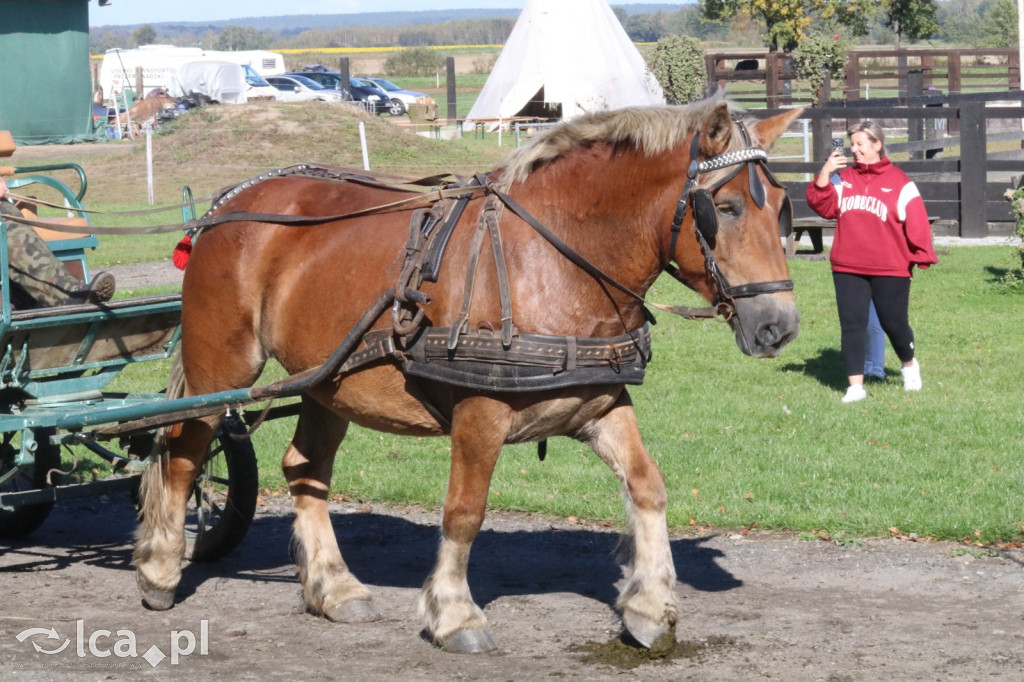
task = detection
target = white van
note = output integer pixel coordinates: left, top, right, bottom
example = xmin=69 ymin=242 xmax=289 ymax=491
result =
xmin=99 ymin=46 xmax=282 ymax=103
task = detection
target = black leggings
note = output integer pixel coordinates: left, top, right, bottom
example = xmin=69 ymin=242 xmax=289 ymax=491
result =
xmin=832 ymin=272 xmax=915 ymax=377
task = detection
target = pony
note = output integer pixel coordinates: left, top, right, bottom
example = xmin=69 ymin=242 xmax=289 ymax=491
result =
xmin=135 ymin=96 xmax=803 ymax=653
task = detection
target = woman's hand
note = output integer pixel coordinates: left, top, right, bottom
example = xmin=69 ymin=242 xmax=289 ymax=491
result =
xmin=814 ymin=149 xmax=848 ymax=187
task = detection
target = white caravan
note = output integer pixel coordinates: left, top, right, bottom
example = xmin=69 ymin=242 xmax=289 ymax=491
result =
xmin=98 ymin=45 xmax=283 ymax=103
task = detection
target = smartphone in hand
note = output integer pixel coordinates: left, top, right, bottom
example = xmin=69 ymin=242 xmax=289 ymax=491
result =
xmin=831 ymin=138 xmax=845 ymax=154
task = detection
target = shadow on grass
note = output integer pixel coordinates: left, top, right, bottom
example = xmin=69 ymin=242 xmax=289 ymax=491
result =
xmin=781 ymin=347 xmax=846 ymax=390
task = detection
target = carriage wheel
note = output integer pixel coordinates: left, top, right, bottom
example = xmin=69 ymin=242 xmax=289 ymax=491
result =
xmin=182 ymin=413 xmax=259 ymax=562
xmin=0 ymin=428 xmax=61 ymax=539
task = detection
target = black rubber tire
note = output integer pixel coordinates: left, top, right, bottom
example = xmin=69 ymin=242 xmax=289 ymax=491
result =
xmin=388 ymin=99 xmax=406 ymax=116
xmin=0 ymin=428 xmax=61 ymax=539
xmin=183 ymin=414 xmax=259 ymax=562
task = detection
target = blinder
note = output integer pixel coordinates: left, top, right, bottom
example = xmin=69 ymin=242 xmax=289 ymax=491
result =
xmin=778 ymin=194 xmax=793 ymax=238
xmin=690 ymin=188 xmax=718 ymax=246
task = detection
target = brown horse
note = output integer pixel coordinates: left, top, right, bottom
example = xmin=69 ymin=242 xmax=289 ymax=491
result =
xmin=135 ymin=97 xmax=803 ymax=653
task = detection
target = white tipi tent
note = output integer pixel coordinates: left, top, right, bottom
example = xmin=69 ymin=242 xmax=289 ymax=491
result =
xmin=465 ymin=0 xmax=664 ymax=124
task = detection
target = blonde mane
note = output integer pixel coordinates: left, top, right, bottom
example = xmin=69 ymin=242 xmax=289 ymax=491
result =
xmin=500 ymin=94 xmax=751 ymax=187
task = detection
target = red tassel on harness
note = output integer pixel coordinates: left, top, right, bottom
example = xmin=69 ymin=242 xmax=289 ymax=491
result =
xmin=172 ymin=234 xmax=192 ymax=270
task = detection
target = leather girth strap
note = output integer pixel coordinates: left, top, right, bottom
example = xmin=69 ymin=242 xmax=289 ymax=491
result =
xmin=339 ymin=325 xmax=652 ymax=393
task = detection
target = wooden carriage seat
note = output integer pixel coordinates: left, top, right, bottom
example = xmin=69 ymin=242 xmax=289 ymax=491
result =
xmin=15 ymin=206 xmax=91 ymax=240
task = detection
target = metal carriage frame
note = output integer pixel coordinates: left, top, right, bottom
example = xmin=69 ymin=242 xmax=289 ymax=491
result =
xmin=0 ymin=159 xmax=265 ymax=560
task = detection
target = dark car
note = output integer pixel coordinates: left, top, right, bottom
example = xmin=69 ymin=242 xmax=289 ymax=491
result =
xmin=288 ymin=66 xmax=392 ymax=115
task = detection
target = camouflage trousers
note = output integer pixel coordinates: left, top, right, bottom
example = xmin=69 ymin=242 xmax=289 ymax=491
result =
xmin=0 ymin=200 xmax=81 ymax=307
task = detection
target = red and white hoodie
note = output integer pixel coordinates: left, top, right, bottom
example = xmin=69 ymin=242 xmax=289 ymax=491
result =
xmin=805 ymin=157 xmax=938 ymax=277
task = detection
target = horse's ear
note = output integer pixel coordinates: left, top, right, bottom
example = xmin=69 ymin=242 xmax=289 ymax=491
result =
xmin=751 ymin=108 xmax=805 ymax=150
xmin=699 ymin=103 xmax=734 ymax=158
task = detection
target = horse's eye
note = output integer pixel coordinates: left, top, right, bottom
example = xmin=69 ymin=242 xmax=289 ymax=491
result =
xmin=716 ymin=202 xmax=740 ymax=217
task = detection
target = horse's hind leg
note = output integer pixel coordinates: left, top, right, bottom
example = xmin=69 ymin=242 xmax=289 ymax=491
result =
xmin=135 ymin=414 xmax=220 ymax=609
xmin=420 ymin=396 xmax=510 ymax=653
xmin=288 ymin=397 xmax=380 ymax=623
xmin=578 ymin=390 xmax=677 ymax=650
xmin=135 ymin=317 xmax=265 ymax=610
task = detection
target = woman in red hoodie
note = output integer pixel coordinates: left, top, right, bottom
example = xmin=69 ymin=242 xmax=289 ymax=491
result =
xmin=806 ymin=121 xmax=938 ymax=403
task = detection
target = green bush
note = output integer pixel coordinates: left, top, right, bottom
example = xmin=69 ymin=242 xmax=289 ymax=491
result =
xmin=648 ymin=35 xmax=707 ymax=105
xmin=792 ymin=34 xmax=849 ymax=105
xmin=384 ymin=48 xmax=446 ymax=77
xmin=1002 ymin=186 xmax=1024 ymax=286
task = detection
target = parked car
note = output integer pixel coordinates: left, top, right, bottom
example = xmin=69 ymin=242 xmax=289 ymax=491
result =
xmin=347 ymin=77 xmax=393 ymax=115
xmin=364 ymin=77 xmax=430 ymax=116
xmin=265 ymin=74 xmax=350 ymax=103
xmin=288 ymin=67 xmax=392 ymax=115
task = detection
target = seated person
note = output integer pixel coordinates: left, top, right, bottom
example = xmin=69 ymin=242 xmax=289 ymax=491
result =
xmin=0 ymin=175 xmax=114 ymax=308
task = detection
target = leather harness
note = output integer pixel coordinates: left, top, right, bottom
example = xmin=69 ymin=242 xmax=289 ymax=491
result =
xmin=185 ymin=124 xmax=794 ymax=396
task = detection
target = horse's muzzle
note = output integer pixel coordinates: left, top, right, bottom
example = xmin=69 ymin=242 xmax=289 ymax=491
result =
xmin=731 ymin=296 xmax=800 ymax=358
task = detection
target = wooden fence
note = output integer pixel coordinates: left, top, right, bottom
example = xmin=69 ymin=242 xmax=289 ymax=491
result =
xmin=707 ymin=48 xmax=1022 ymax=108
xmin=751 ymin=91 xmax=1024 ymax=238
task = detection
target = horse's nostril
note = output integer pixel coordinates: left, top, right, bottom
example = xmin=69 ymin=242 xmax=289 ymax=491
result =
xmin=756 ymin=325 xmax=779 ymax=347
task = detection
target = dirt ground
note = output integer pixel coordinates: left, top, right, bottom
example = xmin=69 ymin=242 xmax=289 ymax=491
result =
xmin=1 ymin=493 xmax=1022 ymax=681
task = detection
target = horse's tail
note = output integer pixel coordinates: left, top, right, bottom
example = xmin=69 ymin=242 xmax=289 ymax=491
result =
xmin=135 ymin=347 xmax=184 ymax=527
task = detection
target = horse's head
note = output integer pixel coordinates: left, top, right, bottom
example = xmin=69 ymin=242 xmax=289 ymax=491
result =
xmin=668 ymin=102 xmax=804 ymax=358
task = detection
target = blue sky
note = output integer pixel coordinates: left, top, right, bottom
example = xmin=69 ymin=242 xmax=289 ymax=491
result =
xmin=91 ymin=1 xmax=682 ymax=27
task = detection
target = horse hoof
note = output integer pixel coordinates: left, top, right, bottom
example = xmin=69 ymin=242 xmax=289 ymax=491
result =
xmin=440 ymin=629 xmax=498 ymax=654
xmin=646 ymin=623 xmax=677 ymax=657
xmin=324 ymin=599 xmax=382 ymax=623
xmin=622 ymin=612 xmax=675 ymax=651
xmin=137 ymin=573 xmax=175 ymax=611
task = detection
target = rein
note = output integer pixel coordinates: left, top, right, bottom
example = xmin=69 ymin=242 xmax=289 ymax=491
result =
xmin=0 ymin=165 xmax=484 ymax=236
xmin=4 ymin=135 xmax=793 ymax=325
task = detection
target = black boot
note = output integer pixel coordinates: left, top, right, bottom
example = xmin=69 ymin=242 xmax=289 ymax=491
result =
xmin=67 ymin=271 xmax=116 ymax=304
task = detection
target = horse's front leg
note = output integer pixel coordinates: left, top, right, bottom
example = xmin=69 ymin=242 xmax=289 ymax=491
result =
xmin=135 ymin=416 xmax=219 ymax=609
xmin=420 ymin=396 xmax=510 ymax=654
xmin=288 ymin=398 xmax=380 ymax=623
xmin=578 ymin=390 xmax=677 ymax=650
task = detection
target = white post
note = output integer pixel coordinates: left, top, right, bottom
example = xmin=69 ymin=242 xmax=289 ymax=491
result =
xmin=358 ymin=121 xmax=370 ymax=171
xmin=113 ymin=104 xmax=122 ymax=140
xmin=146 ymin=125 xmax=154 ymax=205
xmin=122 ymin=91 xmax=134 ymax=139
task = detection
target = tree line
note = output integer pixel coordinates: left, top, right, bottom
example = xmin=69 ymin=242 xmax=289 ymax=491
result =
xmin=89 ymin=0 xmax=1018 ymax=56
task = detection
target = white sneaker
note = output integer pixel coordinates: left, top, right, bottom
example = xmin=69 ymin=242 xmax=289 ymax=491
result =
xmin=842 ymin=384 xmax=867 ymax=403
xmin=902 ymin=360 xmax=922 ymax=391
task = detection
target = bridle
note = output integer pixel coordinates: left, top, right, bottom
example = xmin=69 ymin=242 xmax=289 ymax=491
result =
xmin=490 ymin=120 xmax=794 ymax=323
xmin=664 ymin=123 xmax=795 ymax=319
